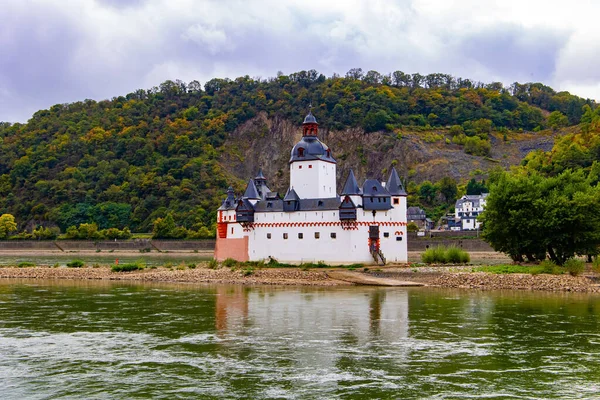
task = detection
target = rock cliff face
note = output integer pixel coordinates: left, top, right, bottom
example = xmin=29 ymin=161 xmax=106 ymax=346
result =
xmin=219 ymin=112 xmax=559 ymax=193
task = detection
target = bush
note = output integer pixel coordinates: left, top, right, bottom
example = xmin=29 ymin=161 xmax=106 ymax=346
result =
xmin=207 ymin=258 xmax=219 ymax=269
xmin=564 ymin=258 xmax=585 ymax=276
xmin=17 ymin=262 xmax=35 ymax=268
xmin=111 ymin=262 xmax=144 ymax=272
xmin=593 ymin=257 xmax=600 ymax=274
xmin=538 ymin=260 xmax=563 ymax=275
xmin=66 ymin=260 xmax=85 ymax=268
xmin=421 ymin=246 xmax=470 ymax=264
xmin=222 ymin=258 xmax=238 ymax=268
xmin=241 ymin=267 xmax=254 ymax=276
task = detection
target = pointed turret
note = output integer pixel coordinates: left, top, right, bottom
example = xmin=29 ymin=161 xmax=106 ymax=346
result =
xmin=218 ymin=186 xmax=236 ymax=210
xmin=341 ymin=170 xmax=361 ymax=195
xmin=386 ymin=167 xmax=407 ymax=196
xmin=283 ymin=188 xmax=300 ymax=212
xmin=255 ymin=168 xmax=266 ymax=184
xmin=243 ymin=179 xmax=260 ymax=200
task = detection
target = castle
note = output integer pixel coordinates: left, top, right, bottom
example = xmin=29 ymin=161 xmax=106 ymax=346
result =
xmin=214 ymin=110 xmax=408 ymax=264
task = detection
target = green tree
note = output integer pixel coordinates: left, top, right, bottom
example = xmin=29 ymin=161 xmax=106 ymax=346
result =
xmin=547 ymin=111 xmax=568 ymax=130
xmin=0 ymin=214 xmax=17 ymax=239
xmin=438 ymin=177 xmax=458 ymax=204
xmin=152 ymin=214 xmax=176 ymax=239
xmin=481 ymin=169 xmax=600 ymax=264
xmin=419 ymin=181 xmax=438 ymax=205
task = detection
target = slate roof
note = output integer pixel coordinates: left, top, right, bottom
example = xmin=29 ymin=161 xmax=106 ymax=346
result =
xmin=303 ymin=111 xmax=318 ymax=124
xmin=255 ymin=168 xmax=266 ymax=180
xmin=362 ymin=179 xmax=391 ymax=197
xmin=456 ymin=193 xmax=488 ymax=209
xmin=341 ymin=170 xmax=361 ymax=195
xmin=218 ymin=187 xmax=237 ymax=210
xmin=243 ymin=179 xmax=260 ymax=199
xmin=283 ymin=188 xmax=300 ymax=202
xmin=290 ymin=136 xmax=336 ymax=163
xmin=386 ymin=167 xmax=407 ymax=196
xmin=407 ymin=206 xmax=426 ymax=220
xmin=253 ymin=196 xmax=342 ymax=212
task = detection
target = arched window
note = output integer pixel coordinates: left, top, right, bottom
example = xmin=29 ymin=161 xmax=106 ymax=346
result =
xmin=298 ymin=147 xmax=304 ymax=157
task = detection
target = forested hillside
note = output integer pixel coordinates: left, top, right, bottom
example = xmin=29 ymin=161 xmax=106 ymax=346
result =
xmin=0 ymin=69 xmax=595 ymax=234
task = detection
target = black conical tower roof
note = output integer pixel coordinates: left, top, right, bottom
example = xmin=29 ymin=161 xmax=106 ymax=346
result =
xmin=386 ymin=167 xmax=407 ymax=196
xmin=255 ymin=168 xmax=266 ymax=180
xmin=341 ymin=170 xmax=361 ymax=195
xmin=283 ymin=188 xmax=300 ymax=202
xmin=243 ymin=179 xmax=260 ymax=199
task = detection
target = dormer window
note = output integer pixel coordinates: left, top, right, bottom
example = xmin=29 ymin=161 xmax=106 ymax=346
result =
xmin=326 ymin=149 xmax=331 ymax=157
xmin=298 ymin=147 xmax=305 ymax=157
xmin=318 ymin=200 xmax=323 ymax=207
xmin=267 ymin=202 xmax=272 ymax=208
xmin=372 ymin=186 xmax=377 ymax=192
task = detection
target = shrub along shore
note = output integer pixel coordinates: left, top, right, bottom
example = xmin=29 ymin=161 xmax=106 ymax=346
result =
xmin=0 ymin=260 xmax=599 ymax=292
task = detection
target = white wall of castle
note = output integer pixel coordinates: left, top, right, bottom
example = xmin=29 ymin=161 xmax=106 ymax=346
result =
xmin=218 ymin=195 xmax=408 ymax=264
xmin=289 ymin=160 xmax=337 ymax=199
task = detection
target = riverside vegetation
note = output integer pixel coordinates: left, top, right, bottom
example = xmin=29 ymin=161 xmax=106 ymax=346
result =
xmin=0 ymin=69 xmax=595 ymax=237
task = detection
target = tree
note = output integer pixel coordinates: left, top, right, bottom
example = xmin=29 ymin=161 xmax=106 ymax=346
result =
xmin=481 ymin=169 xmax=600 ymax=264
xmin=0 ymin=214 xmax=17 ymax=239
xmin=438 ymin=177 xmax=458 ymax=204
xmin=466 ymin=179 xmax=488 ymax=195
xmin=419 ymin=181 xmax=438 ymax=205
xmin=547 ymin=111 xmax=568 ymax=130
xmin=152 ymin=214 xmax=176 ymax=239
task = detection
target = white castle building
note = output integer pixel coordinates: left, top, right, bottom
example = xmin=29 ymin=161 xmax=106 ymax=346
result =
xmin=215 ymin=110 xmax=408 ymax=264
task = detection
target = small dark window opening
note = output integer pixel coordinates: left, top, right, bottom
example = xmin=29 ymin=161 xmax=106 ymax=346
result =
xmin=318 ymin=200 xmax=323 ymax=206
xmin=309 ymin=165 xmax=313 ymax=169
xmin=315 ymin=232 xmax=320 ymax=239
xmin=370 ymin=198 xmax=374 ymax=202
xmin=267 ymin=202 xmax=272 ymax=208
xmin=298 ymin=148 xmax=305 ymax=157
xmin=283 ymin=233 xmax=288 ymax=239
xmin=393 ymin=198 xmax=399 ymax=205
xmin=384 ymin=232 xmax=390 ymax=238
xmin=299 ymin=165 xmax=302 ymax=169
xmin=372 ymin=186 xmax=377 ymax=192
xmin=287 ymin=201 xmax=291 ymax=205
xmin=298 ymin=233 xmax=303 ymax=239
xmin=267 ymin=233 xmax=271 ymax=239
xmin=396 ymin=236 xmax=402 ymax=241
xmin=330 ymin=232 xmax=336 ymax=239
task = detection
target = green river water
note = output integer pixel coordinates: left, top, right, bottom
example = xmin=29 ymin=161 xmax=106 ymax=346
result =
xmin=0 ymin=280 xmax=599 ymax=399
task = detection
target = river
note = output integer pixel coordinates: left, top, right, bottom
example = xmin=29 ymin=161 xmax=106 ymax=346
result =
xmin=0 ymin=280 xmax=599 ymax=399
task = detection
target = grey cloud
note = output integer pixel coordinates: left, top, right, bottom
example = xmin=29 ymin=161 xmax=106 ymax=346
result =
xmin=458 ymin=24 xmax=570 ymax=83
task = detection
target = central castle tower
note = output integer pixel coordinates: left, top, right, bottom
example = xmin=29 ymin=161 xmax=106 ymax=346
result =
xmin=214 ymin=109 xmax=408 ymax=265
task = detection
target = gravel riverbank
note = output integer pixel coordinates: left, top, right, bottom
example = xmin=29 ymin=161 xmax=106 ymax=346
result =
xmin=370 ymin=266 xmax=600 ymax=293
xmin=1 ymin=265 xmax=599 ymax=292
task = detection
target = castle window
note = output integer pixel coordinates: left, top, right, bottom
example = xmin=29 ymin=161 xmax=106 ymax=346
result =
xmin=326 ymin=149 xmax=331 ymax=157
xmin=318 ymin=200 xmax=323 ymax=207
xmin=314 ymin=232 xmax=320 ymax=239
xmin=330 ymin=232 xmax=336 ymax=239
xmin=283 ymin=233 xmax=288 ymax=239
xmin=384 ymin=232 xmax=389 ymax=238
xmin=231 ymin=227 xmax=234 ymax=234
xmin=298 ymin=148 xmax=304 ymax=157
xmin=299 ymin=165 xmax=302 ymax=169
xmin=298 ymin=233 xmax=303 ymax=239
xmin=267 ymin=233 xmax=271 ymax=239
xmin=309 ymin=165 xmax=312 ymax=168
xmin=393 ymin=198 xmax=399 ymax=205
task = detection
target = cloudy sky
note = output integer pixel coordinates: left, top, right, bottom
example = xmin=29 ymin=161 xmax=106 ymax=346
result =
xmin=1 ymin=0 xmax=599 ymax=122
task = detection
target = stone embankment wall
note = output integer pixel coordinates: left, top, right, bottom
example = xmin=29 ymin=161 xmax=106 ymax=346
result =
xmin=0 ymin=237 xmax=493 ymax=252
xmin=0 ymin=240 xmax=216 ymax=252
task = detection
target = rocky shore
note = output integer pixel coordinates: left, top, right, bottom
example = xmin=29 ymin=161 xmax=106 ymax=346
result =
xmin=0 ymin=265 xmax=348 ymax=286
xmin=370 ymin=266 xmax=600 ymax=293
xmin=1 ymin=265 xmax=599 ymax=292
